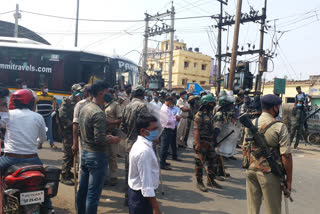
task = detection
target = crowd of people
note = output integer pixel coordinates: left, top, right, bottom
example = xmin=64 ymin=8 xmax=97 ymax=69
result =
xmin=0 ymin=79 xmax=315 ymax=214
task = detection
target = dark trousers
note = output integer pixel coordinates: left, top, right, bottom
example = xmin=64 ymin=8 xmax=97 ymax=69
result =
xmin=160 ymin=128 xmax=177 ymax=167
xmin=128 ymin=188 xmax=152 ymax=214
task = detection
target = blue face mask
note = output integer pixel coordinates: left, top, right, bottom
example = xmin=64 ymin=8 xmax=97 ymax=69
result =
xmin=145 ymin=130 xmax=159 ymax=141
xmin=184 ymin=95 xmax=188 ymax=100
xmin=297 ymin=103 xmax=302 ymax=107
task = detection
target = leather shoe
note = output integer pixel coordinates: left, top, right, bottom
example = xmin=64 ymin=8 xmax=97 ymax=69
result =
xmin=160 ymin=165 xmax=172 ymax=170
xmin=172 ymin=157 xmax=182 ymax=162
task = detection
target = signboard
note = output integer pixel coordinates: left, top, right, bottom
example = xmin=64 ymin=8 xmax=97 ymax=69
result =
xmin=187 ymin=83 xmax=205 ymax=95
xmin=274 ymin=78 xmax=286 ymax=94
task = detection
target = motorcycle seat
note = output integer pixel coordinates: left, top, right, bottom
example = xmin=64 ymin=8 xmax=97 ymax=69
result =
xmin=6 ymin=163 xmax=44 ymax=177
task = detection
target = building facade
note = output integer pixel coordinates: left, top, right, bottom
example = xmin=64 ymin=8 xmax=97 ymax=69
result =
xmin=146 ymin=40 xmax=212 ymax=90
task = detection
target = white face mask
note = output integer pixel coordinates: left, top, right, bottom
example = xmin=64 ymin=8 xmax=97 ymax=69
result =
xmin=0 ymin=112 xmax=9 ymax=128
xmin=43 ymin=88 xmax=49 ymax=93
xmin=22 ymin=85 xmax=27 ymax=89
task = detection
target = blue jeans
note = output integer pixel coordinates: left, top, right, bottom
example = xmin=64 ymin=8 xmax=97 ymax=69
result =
xmin=128 ymin=188 xmax=152 ymax=214
xmin=77 ymin=150 xmax=108 ymax=214
xmin=0 ymin=155 xmax=52 ymax=209
xmin=42 ymin=115 xmax=54 ymax=145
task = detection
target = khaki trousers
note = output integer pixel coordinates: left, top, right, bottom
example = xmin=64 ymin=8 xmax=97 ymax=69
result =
xmin=106 ymin=143 xmax=119 ymax=179
xmin=246 ymin=170 xmax=281 ymax=214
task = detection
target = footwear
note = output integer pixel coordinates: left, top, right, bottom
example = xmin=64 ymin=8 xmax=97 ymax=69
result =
xmin=48 ymin=209 xmax=56 ymax=214
xmin=50 ymin=144 xmax=58 ymax=149
xmin=109 ymin=178 xmax=118 ymax=186
xmin=207 ymin=179 xmax=223 ymax=189
xmin=229 ymin=156 xmax=237 ymax=160
xmin=196 ymin=179 xmax=208 ymax=192
xmin=165 ymin=162 xmax=171 ymax=166
xmin=160 ymin=165 xmax=172 ymax=170
xmin=60 ymin=176 xmax=74 ymax=186
xmin=215 ymin=176 xmax=225 ymax=182
xmin=38 ymin=144 xmax=42 ymax=149
xmin=172 ymin=157 xmax=182 ymax=162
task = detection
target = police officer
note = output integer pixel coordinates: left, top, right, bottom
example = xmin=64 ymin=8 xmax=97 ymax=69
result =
xmin=290 ymin=98 xmax=307 ymax=149
xmin=59 ymin=84 xmax=82 ymax=185
xmin=243 ymin=94 xmax=293 ymax=214
xmin=121 ymin=85 xmax=149 ymax=205
xmin=194 ymin=95 xmax=222 ymax=192
xmin=104 ymin=88 xmax=122 ymax=186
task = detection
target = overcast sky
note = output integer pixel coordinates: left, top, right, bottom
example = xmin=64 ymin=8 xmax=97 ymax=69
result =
xmin=1 ymin=0 xmax=320 ymax=81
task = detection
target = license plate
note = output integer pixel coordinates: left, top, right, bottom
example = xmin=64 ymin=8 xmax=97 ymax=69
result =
xmin=20 ymin=191 xmax=44 ymax=206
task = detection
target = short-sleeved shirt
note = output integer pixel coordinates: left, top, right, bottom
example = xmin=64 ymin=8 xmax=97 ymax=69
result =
xmin=194 ymin=110 xmax=214 ymax=142
xmin=37 ymin=92 xmax=54 ymax=117
xmin=73 ymin=98 xmax=91 ymax=124
xmin=79 ymin=102 xmax=109 ymax=153
xmin=105 ymin=101 xmax=122 ymax=133
xmin=243 ymin=112 xmax=291 ymax=172
xmin=176 ymin=98 xmax=190 ymax=118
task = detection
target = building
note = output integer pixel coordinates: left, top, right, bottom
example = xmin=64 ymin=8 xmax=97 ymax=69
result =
xmin=262 ymin=75 xmax=320 ymax=105
xmin=146 ymin=40 xmax=212 ymax=90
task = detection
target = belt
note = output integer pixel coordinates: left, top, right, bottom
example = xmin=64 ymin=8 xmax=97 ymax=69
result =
xmin=5 ymin=153 xmax=37 ymax=159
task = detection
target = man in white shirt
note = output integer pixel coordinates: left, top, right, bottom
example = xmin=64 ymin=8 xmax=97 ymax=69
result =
xmin=150 ymin=91 xmax=162 ymax=109
xmin=0 ymin=89 xmax=54 ymax=213
xmin=128 ymin=113 xmax=161 ymax=214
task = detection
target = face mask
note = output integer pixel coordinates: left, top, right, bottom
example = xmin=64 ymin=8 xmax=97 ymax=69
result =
xmin=73 ymin=91 xmax=80 ymax=97
xmin=274 ymin=107 xmax=280 ymax=118
xmin=145 ymin=129 xmax=159 ymax=142
xmin=22 ymin=85 xmax=27 ymax=89
xmin=297 ymin=103 xmax=302 ymax=107
xmin=43 ymin=88 xmax=49 ymax=93
xmin=0 ymin=112 xmax=9 ymax=128
xmin=184 ymin=95 xmax=188 ymax=100
xmin=153 ymin=96 xmax=158 ymax=100
xmin=104 ymin=93 xmax=113 ymax=103
xmin=117 ymin=92 xmax=122 ymax=96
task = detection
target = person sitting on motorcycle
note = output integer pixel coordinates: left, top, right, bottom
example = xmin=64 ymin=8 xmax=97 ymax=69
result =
xmin=0 ymin=89 xmax=55 ymax=213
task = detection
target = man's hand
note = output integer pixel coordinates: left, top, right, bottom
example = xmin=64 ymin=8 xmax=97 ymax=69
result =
xmin=107 ymin=135 xmax=120 ymax=144
xmin=175 ymin=115 xmax=180 ymax=122
xmin=72 ymin=143 xmax=79 ymax=154
xmin=195 ymin=143 xmax=200 ymax=153
xmin=153 ymin=207 xmax=161 ymax=214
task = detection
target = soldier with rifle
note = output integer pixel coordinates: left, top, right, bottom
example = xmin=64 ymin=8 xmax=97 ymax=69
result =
xmin=241 ymin=94 xmax=293 ymax=214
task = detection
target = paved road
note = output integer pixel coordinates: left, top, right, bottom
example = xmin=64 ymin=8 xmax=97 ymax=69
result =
xmin=38 ymin=142 xmax=320 ymax=214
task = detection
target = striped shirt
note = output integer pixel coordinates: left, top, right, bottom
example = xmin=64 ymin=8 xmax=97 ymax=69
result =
xmin=37 ymin=93 xmax=54 ymax=117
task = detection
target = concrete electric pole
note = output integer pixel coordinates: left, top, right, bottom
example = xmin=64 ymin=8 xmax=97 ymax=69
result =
xmin=74 ymin=0 xmax=80 ymax=47
xmin=168 ymin=4 xmax=175 ymax=90
xmin=216 ymin=0 xmax=228 ymax=96
xmin=14 ymin=4 xmax=21 ymax=38
xmin=228 ymin=0 xmax=242 ymax=92
xmin=142 ymin=14 xmax=150 ymax=86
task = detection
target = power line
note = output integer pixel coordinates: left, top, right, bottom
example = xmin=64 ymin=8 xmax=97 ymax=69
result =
xmin=20 ymin=10 xmax=215 ymax=22
xmin=0 ymin=10 xmax=15 ymax=15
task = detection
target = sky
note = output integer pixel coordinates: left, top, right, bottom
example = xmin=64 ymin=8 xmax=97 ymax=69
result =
xmin=1 ymin=0 xmax=320 ymax=81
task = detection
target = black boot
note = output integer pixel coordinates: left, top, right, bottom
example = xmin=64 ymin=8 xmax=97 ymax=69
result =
xmin=196 ymin=178 xmax=208 ymax=192
xmin=207 ymin=176 xmax=222 ymax=189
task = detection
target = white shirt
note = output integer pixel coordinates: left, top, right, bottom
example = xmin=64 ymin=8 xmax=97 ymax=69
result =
xmin=150 ymin=100 xmax=163 ymax=109
xmin=4 ymin=109 xmax=47 ymax=154
xmin=128 ymin=136 xmax=159 ymax=197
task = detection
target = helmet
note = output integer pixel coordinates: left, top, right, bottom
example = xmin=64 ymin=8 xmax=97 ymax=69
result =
xmin=200 ymin=91 xmax=207 ymax=97
xmin=72 ymin=84 xmax=82 ymax=92
xmin=200 ymin=95 xmax=216 ymax=105
xmin=132 ymin=85 xmax=145 ymax=96
xmin=12 ymin=89 xmax=34 ymax=105
xmin=188 ymin=95 xmax=196 ymax=102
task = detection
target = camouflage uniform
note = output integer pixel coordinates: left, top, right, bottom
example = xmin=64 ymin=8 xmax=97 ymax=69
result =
xmin=121 ymin=97 xmax=149 ymax=202
xmin=59 ymin=95 xmax=77 ymax=178
xmin=194 ymin=110 xmax=217 ymax=184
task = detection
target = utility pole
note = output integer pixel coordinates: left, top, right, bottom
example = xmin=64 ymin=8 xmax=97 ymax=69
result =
xmin=168 ymin=4 xmax=175 ymax=90
xmin=74 ymin=0 xmax=80 ymax=47
xmin=216 ymin=0 xmax=228 ymax=96
xmin=228 ymin=0 xmax=242 ymax=92
xmin=13 ymin=4 xmax=21 ymax=38
xmin=255 ymin=0 xmax=267 ymax=93
xmin=141 ymin=14 xmax=150 ymax=86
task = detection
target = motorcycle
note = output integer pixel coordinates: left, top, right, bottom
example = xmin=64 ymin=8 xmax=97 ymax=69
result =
xmin=2 ymin=163 xmax=61 ymax=214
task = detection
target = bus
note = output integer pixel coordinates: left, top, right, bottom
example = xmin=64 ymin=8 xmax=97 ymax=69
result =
xmin=0 ymin=37 xmax=139 ymax=104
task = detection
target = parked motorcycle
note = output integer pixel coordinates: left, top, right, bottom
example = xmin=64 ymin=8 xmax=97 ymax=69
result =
xmin=2 ymin=163 xmax=61 ymax=214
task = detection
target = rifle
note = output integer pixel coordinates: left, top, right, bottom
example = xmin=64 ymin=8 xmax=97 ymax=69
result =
xmin=239 ymin=113 xmax=293 ymax=202
xmin=216 ymin=130 xmax=234 ymax=145
xmin=304 ymin=107 xmax=320 ymax=122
